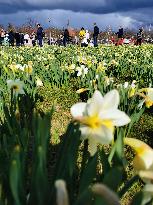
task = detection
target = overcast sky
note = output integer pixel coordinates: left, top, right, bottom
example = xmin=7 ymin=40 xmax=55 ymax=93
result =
xmin=0 ymin=0 xmax=153 ymax=31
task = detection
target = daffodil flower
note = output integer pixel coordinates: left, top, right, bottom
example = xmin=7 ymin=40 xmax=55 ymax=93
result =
xmin=124 ymin=138 xmax=153 ymax=182
xmin=7 ymin=79 xmax=25 ymax=96
xmin=124 ymin=82 xmax=129 ymax=89
xmin=128 ymin=81 xmax=136 ymax=98
xmin=76 ymin=88 xmax=89 ymax=94
xmin=71 ymin=90 xmax=131 ymax=156
xmin=36 ymin=78 xmax=43 ymax=87
xmin=138 ymin=88 xmax=153 ymax=108
xmin=76 ymin=65 xmax=88 ymax=78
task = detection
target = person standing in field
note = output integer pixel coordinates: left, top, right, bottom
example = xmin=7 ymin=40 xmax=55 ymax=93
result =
xmin=79 ymin=27 xmax=86 ymax=46
xmin=8 ymin=30 xmax=15 ymax=46
xmin=0 ymin=29 xmax=5 ymax=45
xmin=136 ymin=28 xmax=144 ymax=46
xmin=116 ymin=26 xmax=124 ymax=45
xmin=81 ymin=30 xmax=90 ymax=47
xmin=36 ymin=23 xmax=44 ymax=47
xmin=63 ymin=29 xmax=69 ymax=47
xmin=117 ymin=26 xmax=124 ymax=39
xmin=15 ymin=32 xmax=21 ymax=46
xmin=93 ymin=23 xmax=99 ymax=47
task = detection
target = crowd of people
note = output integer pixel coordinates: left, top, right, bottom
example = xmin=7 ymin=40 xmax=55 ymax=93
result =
xmin=0 ymin=22 xmax=149 ymax=47
xmin=63 ymin=24 xmax=145 ymax=47
xmin=0 ymin=23 xmax=44 ymax=47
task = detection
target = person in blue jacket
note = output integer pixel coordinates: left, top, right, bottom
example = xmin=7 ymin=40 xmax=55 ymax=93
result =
xmin=36 ymin=23 xmax=44 ymax=47
xmin=93 ymin=23 xmax=99 ymax=47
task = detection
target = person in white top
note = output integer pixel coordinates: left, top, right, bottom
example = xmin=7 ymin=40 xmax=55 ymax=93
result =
xmin=82 ymin=30 xmax=90 ymax=47
xmin=24 ymin=33 xmax=29 ymax=45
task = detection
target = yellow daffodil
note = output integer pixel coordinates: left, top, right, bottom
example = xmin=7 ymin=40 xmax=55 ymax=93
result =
xmin=124 ymin=138 xmax=153 ymax=174
xmin=8 ymin=62 xmax=19 ymax=73
xmin=68 ymin=64 xmax=75 ymax=71
xmin=110 ymin=60 xmax=118 ymax=66
xmin=97 ymin=62 xmax=106 ymax=72
xmin=128 ymin=81 xmax=137 ymax=98
xmin=138 ymin=88 xmax=153 ymax=108
xmin=76 ymin=88 xmax=89 ymax=94
xmin=128 ymin=87 xmax=136 ymax=98
xmin=7 ymin=79 xmax=25 ymax=96
xmin=71 ymin=90 xmax=131 ymax=156
xmin=24 ymin=61 xmax=33 ymax=74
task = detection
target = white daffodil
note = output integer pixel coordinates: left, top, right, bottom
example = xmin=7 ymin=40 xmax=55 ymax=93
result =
xmin=104 ymin=76 xmax=114 ymax=86
xmin=76 ymin=65 xmax=88 ymax=78
xmin=76 ymin=67 xmax=82 ymax=77
xmin=36 ymin=78 xmax=43 ymax=87
xmin=124 ymin=138 xmax=153 ymax=182
xmin=124 ymin=82 xmax=129 ymax=89
xmin=83 ymin=66 xmax=88 ymax=75
xmin=16 ymin=64 xmax=24 ymax=71
xmin=141 ymin=184 xmax=153 ymax=205
xmin=7 ymin=79 xmax=25 ymax=96
xmin=71 ymin=90 xmax=131 ymax=156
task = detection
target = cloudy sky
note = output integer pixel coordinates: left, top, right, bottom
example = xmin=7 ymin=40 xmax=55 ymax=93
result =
xmin=0 ymin=0 xmax=153 ymax=31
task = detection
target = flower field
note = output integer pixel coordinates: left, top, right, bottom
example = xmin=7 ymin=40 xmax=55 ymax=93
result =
xmin=0 ymin=44 xmax=153 ymax=205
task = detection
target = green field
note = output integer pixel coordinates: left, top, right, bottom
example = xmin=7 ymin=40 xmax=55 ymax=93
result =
xmin=0 ymin=44 xmax=153 ymax=205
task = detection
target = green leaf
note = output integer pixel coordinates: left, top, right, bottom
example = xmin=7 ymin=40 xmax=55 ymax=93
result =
xmin=79 ymin=153 xmax=98 ymax=194
xmin=53 ymin=123 xmax=81 ymax=180
xmin=103 ymin=167 xmax=124 ymax=192
xmin=74 ymin=189 xmax=93 ymax=205
xmin=99 ymin=148 xmax=110 ymax=180
xmin=131 ymin=191 xmax=144 ymax=205
xmin=9 ymin=146 xmax=26 ymax=205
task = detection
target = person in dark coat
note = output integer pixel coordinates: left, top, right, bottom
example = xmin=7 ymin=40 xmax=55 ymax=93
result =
xmin=63 ymin=29 xmax=69 ymax=47
xmin=93 ymin=23 xmax=99 ymax=47
xmin=0 ymin=29 xmax=5 ymax=45
xmin=20 ymin=33 xmax=24 ymax=46
xmin=117 ymin=26 xmax=124 ymax=38
xmin=15 ymin=32 xmax=21 ymax=46
xmin=36 ymin=23 xmax=44 ymax=47
xmin=136 ymin=28 xmax=143 ymax=46
xmin=8 ymin=30 xmax=15 ymax=46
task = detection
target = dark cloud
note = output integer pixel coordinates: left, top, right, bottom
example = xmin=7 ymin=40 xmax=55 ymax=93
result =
xmin=0 ymin=0 xmax=153 ymax=15
xmin=0 ymin=0 xmax=152 ymax=29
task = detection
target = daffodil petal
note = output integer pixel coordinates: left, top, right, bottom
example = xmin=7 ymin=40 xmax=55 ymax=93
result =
xmin=80 ymin=126 xmax=90 ymax=140
xmin=87 ymin=90 xmax=104 ymax=116
xmin=70 ymin=102 xmax=86 ymax=118
xmin=94 ymin=126 xmax=114 ymax=144
xmin=100 ymin=109 xmax=131 ymax=126
xmin=148 ymin=90 xmax=153 ymax=101
xmin=80 ymin=125 xmax=113 ymax=145
xmin=88 ymin=137 xmax=98 ymax=156
xmin=102 ymin=89 xmax=119 ymax=110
